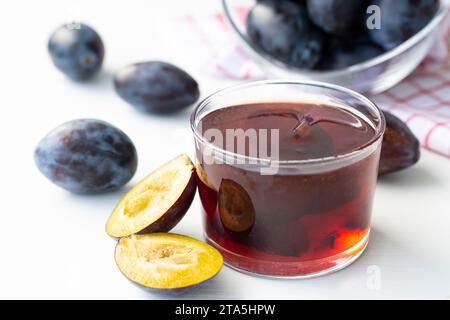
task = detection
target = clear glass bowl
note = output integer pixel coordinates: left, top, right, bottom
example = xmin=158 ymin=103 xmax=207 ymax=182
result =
xmin=222 ymin=0 xmax=450 ymax=95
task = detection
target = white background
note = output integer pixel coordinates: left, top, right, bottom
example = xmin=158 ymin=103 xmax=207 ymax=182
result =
xmin=1 ymin=0 xmax=450 ymax=299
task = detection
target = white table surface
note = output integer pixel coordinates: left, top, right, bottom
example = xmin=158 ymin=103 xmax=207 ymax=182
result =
xmin=1 ymin=0 xmax=450 ymax=300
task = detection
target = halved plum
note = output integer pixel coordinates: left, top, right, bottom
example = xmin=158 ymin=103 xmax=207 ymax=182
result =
xmin=115 ymin=233 xmax=223 ymax=293
xmin=106 ymin=154 xmax=196 ymax=237
xmin=218 ymin=179 xmax=255 ymax=233
xmin=195 ymin=160 xmax=215 ymax=191
xmin=195 ymin=160 xmax=219 ymax=216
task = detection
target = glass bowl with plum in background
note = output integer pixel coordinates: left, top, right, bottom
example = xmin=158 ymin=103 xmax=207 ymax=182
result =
xmin=222 ymin=0 xmax=450 ymax=95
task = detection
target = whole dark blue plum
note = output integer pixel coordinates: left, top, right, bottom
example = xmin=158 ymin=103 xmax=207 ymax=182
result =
xmin=368 ymin=0 xmax=439 ymax=50
xmin=306 ymin=0 xmax=365 ymax=36
xmin=317 ymin=37 xmax=385 ymax=70
xmin=48 ymin=23 xmax=104 ymax=80
xmin=247 ymin=1 xmax=325 ymax=69
xmin=114 ymin=62 xmax=200 ymax=114
xmin=34 ymin=119 xmax=137 ymax=194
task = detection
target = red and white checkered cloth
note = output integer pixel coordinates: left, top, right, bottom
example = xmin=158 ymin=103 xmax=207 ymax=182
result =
xmin=183 ymin=8 xmax=450 ymax=158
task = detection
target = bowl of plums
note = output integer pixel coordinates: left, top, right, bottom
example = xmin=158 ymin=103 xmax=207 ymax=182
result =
xmin=222 ymin=0 xmax=449 ymax=94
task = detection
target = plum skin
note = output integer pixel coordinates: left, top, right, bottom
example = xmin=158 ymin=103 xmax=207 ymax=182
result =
xmin=379 ymin=111 xmax=420 ymax=175
xmin=114 ymin=61 xmax=200 ymax=114
xmin=34 ymin=119 xmax=138 ymax=194
xmin=125 ymin=272 xmax=219 ymax=296
xmin=307 ymin=0 xmax=365 ymax=36
xmin=246 ymin=1 xmax=325 ymax=69
xmin=368 ymin=0 xmax=439 ymax=50
xmin=136 ymin=174 xmax=197 ymax=234
xmin=48 ymin=23 xmax=104 ymax=80
xmin=317 ymin=37 xmax=385 ymax=70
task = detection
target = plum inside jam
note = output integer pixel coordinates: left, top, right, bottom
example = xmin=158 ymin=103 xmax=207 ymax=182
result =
xmin=195 ymin=102 xmax=380 ymax=277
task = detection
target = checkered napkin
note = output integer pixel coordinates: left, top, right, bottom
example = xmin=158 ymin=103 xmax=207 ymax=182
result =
xmin=183 ymin=7 xmax=450 ymax=157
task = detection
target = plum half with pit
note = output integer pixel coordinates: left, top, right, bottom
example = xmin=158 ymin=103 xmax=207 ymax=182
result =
xmin=34 ymin=119 xmax=137 ymax=194
xmin=114 ymin=61 xmax=200 ymax=114
xmin=48 ymin=23 xmax=104 ymax=80
xmin=115 ymin=233 xmax=223 ymax=293
xmin=368 ymin=0 xmax=439 ymax=50
xmin=106 ymin=154 xmax=196 ymax=238
xmin=247 ymin=0 xmax=325 ymax=69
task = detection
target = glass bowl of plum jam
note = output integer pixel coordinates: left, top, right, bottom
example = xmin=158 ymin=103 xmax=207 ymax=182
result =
xmin=191 ymin=80 xmax=386 ymax=278
xmin=222 ymin=0 xmax=449 ymax=95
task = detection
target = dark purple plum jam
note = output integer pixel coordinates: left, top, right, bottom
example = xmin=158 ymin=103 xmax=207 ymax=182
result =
xmin=195 ymin=102 xmax=381 ymax=277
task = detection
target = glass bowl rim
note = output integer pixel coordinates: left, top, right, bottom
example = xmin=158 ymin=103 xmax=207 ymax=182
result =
xmin=221 ymin=0 xmax=450 ymax=76
xmin=190 ymin=80 xmax=386 ymax=167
